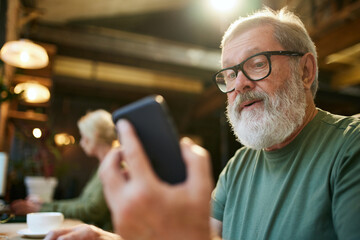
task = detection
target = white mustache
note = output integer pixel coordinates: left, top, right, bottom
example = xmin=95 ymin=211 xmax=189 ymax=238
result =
xmin=233 ymin=91 xmax=269 ymax=110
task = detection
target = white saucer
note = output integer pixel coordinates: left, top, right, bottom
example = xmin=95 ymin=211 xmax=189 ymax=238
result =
xmin=17 ymin=228 xmax=48 ymax=238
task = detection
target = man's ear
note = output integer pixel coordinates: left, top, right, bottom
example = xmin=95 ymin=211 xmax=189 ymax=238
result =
xmin=300 ymin=53 xmax=317 ymax=90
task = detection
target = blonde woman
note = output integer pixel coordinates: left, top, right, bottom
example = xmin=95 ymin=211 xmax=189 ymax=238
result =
xmin=11 ymin=110 xmax=118 ymax=231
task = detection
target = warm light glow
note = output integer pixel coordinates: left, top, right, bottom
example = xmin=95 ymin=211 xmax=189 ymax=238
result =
xmin=0 ymin=39 xmax=49 ymax=69
xmin=14 ymin=82 xmax=51 ymax=103
xmin=112 ymin=140 xmax=121 ymax=148
xmin=209 ymin=0 xmax=237 ymax=12
xmin=325 ymin=43 xmax=360 ymax=64
xmin=33 ymin=128 xmax=42 ymax=138
xmin=26 ymin=88 xmax=38 ymax=101
xmin=54 ymin=133 xmax=75 ymax=146
xmin=20 ymin=51 xmax=30 ymax=63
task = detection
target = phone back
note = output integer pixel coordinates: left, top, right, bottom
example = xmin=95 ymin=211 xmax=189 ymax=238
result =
xmin=112 ymin=95 xmax=186 ymax=184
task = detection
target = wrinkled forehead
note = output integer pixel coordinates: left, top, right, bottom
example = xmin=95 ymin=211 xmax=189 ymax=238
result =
xmin=221 ymin=25 xmax=280 ymax=67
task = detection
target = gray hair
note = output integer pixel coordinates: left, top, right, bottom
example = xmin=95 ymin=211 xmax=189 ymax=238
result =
xmin=77 ymin=109 xmax=117 ymax=145
xmin=221 ymin=7 xmax=318 ymax=98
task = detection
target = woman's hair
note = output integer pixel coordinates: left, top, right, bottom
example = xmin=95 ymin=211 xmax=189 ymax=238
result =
xmin=221 ymin=7 xmax=318 ymax=98
xmin=77 ymin=109 xmax=117 ymax=145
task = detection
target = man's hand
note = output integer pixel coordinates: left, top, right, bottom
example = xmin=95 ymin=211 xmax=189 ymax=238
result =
xmin=99 ymin=119 xmax=214 ymax=240
xmin=44 ymin=224 xmax=121 ymax=240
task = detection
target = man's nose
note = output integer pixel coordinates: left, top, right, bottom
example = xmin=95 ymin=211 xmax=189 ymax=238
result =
xmin=233 ymin=71 xmax=256 ymax=94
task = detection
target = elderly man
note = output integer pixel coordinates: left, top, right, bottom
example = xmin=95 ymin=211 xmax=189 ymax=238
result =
xmin=209 ymin=8 xmax=360 ymax=240
xmin=44 ymin=7 xmax=360 ymax=240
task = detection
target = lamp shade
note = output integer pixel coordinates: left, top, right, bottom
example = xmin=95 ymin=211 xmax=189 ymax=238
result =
xmin=14 ymin=82 xmax=50 ymax=103
xmin=0 ymin=39 xmax=49 ymax=69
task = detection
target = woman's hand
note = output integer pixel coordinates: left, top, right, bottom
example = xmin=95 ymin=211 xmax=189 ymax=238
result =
xmin=10 ymin=198 xmax=42 ymax=215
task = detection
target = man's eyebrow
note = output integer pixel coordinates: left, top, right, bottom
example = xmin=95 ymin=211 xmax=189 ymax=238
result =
xmin=222 ymin=48 xmax=262 ymax=68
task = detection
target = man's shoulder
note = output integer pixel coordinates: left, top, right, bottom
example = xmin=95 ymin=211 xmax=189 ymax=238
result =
xmin=316 ymin=109 xmax=360 ymax=134
xmin=312 ymin=109 xmax=360 ymax=154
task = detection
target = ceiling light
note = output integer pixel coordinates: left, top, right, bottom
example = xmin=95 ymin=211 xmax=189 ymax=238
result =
xmin=14 ymin=82 xmax=50 ymax=103
xmin=209 ymin=0 xmax=237 ymax=13
xmin=0 ymin=39 xmax=49 ymax=69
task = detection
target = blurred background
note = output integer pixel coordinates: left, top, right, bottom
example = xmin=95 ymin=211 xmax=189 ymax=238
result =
xmin=0 ymin=0 xmax=359 ymax=201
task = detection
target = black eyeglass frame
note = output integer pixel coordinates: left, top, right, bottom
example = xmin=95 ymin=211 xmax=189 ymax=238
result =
xmin=213 ymin=50 xmax=305 ymax=93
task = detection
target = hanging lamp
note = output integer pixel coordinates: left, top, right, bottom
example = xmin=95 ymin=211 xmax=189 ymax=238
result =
xmin=0 ymin=39 xmax=49 ymax=69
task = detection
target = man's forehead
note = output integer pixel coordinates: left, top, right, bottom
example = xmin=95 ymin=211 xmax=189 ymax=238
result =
xmin=222 ymin=47 xmax=261 ymax=66
xmin=226 ymin=24 xmax=274 ymax=43
xmin=221 ymin=26 xmax=278 ymax=65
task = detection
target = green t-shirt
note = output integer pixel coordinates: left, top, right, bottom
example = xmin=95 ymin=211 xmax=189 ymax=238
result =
xmin=41 ymin=170 xmax=112 ymax=231
xmin=211 ymin=109 xmax=360 ymax=240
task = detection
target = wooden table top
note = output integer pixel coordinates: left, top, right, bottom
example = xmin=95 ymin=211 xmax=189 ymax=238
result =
xmin=0 ymin=219 xmax=83 ymax=240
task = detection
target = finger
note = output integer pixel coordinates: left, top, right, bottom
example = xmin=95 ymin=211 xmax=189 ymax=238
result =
xmin=117 ymin=119 xmax=156 ymax=181
xmin=99 ymin=147 xmax=127 ymax=187
xmin=52 ymin=230 xmax=83 ymax=240
xmin=44 ymin=228 xmax=73 ymax=240
xmin=99 ymin=148 xmax=130 ymax=209
xmin=180 ymin=137 xmax=213 ymax=197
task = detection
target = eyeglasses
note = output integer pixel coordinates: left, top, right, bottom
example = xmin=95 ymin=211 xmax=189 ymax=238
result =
xmin=213 ymin=51 xmax=304 ymax=93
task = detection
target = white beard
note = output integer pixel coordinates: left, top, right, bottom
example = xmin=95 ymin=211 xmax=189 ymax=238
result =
xmin=226 ymin=70 xmax=307 ymax=150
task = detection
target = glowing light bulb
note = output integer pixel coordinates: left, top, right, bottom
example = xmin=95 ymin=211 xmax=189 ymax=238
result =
xmin=26 ymin=87 xmax=38 ymax=101
xmin=209 ymin=0 xmax=237 ymax=12
xmin=33 ymin=128 xmax=42 ymax=138
xmin=20 ymin=51 xmax=30 ymax=63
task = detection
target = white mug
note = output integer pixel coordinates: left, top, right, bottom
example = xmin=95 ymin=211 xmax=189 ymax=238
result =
xmin=27 ymin=212 xmax=64 ymax=233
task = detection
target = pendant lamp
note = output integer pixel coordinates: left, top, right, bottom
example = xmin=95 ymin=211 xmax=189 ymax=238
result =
xmin=0 ymin=39 xmax=49 ymax=69
xmin=14 ymin=82 xmax=50 ymax=103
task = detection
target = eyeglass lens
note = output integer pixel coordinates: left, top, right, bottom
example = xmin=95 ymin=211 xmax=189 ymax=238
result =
xmin=215 ymin=54 xmax=270 ymax=92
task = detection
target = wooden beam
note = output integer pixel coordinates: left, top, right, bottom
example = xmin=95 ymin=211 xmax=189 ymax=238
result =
xmin=8 ymin=110 xmax=48 ymax=122
xmin=13 ymin=75 xmax=52 ymax=88
xmin=331 ymin=66 xmax=360 ymax=89
xmin=29 ymin=25 xmax=221 ymax=71
xmin=37 ymin=0 xmax=191 ymax=23
xmin=315 ymin=16 xmax=360 ymax=62
xmin=53 ymin=56 xmax=204 ymax=94
xmin=311 ymin=0 xmax=360 ymax=62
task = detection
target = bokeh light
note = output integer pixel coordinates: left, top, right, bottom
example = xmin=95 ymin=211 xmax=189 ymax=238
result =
xmin=33 ymin=128 xmax=42 ymax=138
xmin=54 ymin=133 xmax=75 ymax=146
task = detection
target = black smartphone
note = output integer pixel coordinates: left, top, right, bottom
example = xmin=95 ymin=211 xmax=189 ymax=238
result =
xmin=112 ymin=95 xmax=186 ymax=184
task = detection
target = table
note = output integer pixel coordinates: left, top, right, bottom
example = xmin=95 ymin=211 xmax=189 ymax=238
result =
xmin=0 ymin=219 xmax=83 ymax=240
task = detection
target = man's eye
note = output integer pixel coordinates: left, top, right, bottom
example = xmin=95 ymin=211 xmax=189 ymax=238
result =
xmin=254 ymin=62 xmax=266 ymax=68
xmin=245 ymin=55 xmax=268 ymax=70
xmin=249 ymin=60 xmax=267 ymax=69
xmin=228 ymin=72 xmax=236 ymax=79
